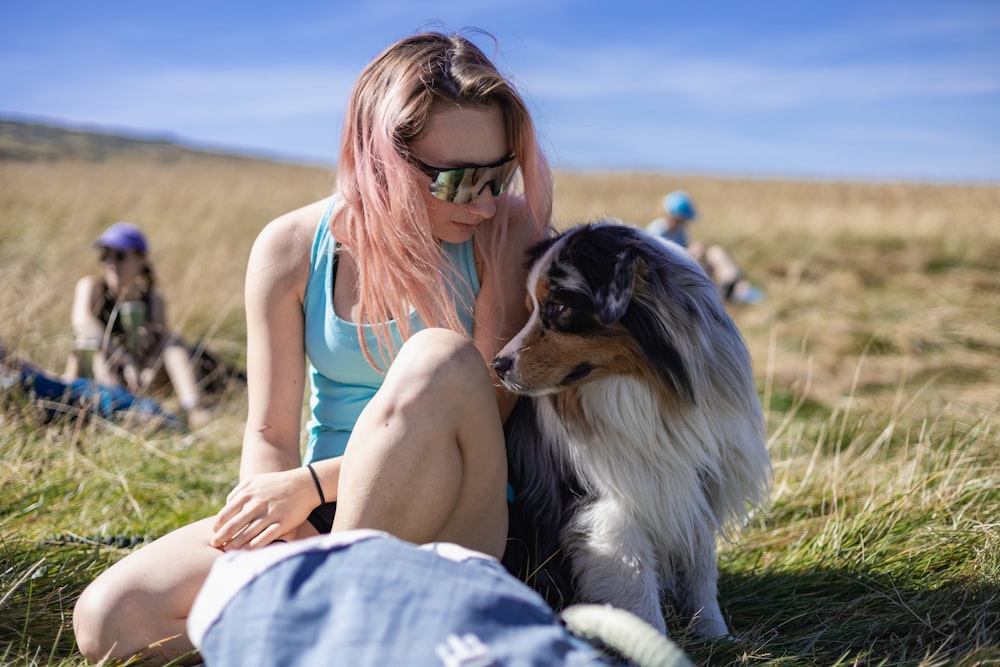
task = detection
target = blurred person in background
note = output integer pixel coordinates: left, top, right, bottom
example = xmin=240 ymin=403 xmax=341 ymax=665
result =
xmin=64 ymin=221 xmax=212 ymax=427
xmin=1 ymin=341 xmax=185 ymax=431
xmin=646 ymin=191 xmax=763 ymax=305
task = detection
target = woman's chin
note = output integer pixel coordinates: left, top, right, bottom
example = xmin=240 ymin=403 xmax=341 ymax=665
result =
xmin=434 ymin=222 xmax=477 ymax=244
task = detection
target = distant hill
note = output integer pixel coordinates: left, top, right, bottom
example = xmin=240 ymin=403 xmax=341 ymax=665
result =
xmin=0 ymin=118 xmax=276 ymax=164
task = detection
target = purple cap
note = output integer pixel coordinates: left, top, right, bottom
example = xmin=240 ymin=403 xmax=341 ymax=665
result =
xmin=94 ymin=222 xmax=148 ymax=254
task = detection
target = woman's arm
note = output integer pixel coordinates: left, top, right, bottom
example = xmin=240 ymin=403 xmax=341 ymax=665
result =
xmin=240 ymin=207 xmax=317 ymax=478
xmin=210 ymin=201 xmax=328 ymax=550
xmin=474 ymin=200 xmax=547 ymax=421
xmin=70 ymin=276 xmax=105 ymax=342
xmin=70 ymin=276 xmax=120 ymax=385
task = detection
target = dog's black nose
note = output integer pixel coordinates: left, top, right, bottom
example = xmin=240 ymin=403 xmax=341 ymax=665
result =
xmin=491 ymin=356 xmax=513 ymax=377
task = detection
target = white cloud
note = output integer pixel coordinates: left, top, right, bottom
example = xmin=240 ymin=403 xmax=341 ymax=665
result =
xmin=6 ymin=64 xmax=356 ymax=128
xmin=518 ymin=48 xmax=1000 ymax=111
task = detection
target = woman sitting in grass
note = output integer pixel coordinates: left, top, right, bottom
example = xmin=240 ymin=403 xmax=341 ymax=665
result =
xmin=73 ymin=30 xmax=552 ymax=664
xmin=64 ymin=221 xmax=211 ymax=427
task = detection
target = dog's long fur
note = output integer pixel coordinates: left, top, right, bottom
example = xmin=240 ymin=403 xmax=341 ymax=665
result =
xmin=494 ymin=221 xmax=771 ymax=637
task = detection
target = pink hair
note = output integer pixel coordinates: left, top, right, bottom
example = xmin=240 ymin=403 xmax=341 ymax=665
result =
xmin=332 ymin=31 xmax=553 ymax=369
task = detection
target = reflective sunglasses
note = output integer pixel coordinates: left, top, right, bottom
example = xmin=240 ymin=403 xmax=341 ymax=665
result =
xmin=412 ymin=154 xmax=518 ymax=205
xmin=99 ymin=248 xmax=129 ymax=263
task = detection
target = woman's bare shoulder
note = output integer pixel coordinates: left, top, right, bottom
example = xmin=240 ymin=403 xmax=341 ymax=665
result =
xmin=261 ymin=198 xmax=331 ymax=245
xmin=73 ymin=274 xmax=102 ymax=299
xmin=75 ymin=273 xmax=100 ymax=288
xmin=249 ymin=198 xmax=332 ymax=278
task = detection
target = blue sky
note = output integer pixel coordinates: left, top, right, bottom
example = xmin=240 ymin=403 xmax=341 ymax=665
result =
xmin=3 ymin=1 xmax=999 ymax=182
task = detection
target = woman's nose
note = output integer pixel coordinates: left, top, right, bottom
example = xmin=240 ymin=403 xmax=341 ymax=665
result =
xmin=465 ymin=187 xmax=498 ymax=219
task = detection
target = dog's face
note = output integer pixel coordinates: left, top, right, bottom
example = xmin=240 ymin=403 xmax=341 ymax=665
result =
xmin=492 ymin=221 xmax=721 ymax=400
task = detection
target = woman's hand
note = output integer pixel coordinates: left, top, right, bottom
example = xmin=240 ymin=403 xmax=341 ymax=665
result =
xmin=210 ymin=467 xmax=316 ymax=551
xmin=121 ymin=356 xmax=142 ymax=393
xmin=130 ymin=325 xmax=159 ymax=360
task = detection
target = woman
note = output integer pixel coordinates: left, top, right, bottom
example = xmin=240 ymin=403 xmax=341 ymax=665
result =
xmin=65 ymin=221 xmax=212 ymax=426
xmin=73 ymin=31 xmax=552 ymax=664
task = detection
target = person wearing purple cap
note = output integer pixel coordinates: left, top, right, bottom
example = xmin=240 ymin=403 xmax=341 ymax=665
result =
xmin=646 ymin=191 xmax=763 ymax=305
xmin=64 ymin=222 xmax=212 ymax=426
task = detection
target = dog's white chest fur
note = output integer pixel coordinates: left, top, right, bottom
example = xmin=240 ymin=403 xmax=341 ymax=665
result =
xmin=540 ymin=377 xmax=721 ymax=560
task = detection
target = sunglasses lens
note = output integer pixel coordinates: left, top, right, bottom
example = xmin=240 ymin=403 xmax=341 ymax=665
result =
xmin=100 ymin=249 xmax=125 ymax=263
xmin=427 ymin=157 xmax=518 ymax=204
xmin=428 ymin=169 xmax=467 ymax=202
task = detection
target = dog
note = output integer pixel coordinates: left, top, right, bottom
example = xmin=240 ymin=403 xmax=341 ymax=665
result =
xmin=493 ymin=221 xmax=771 ymax=638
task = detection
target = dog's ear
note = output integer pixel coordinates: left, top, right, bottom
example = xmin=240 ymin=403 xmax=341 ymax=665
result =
xmin=594 ymin=244 xmax=641 ymax=325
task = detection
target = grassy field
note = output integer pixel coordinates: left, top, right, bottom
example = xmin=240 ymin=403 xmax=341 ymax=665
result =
xmin=1 ymin=126 xmax=998 ymax=665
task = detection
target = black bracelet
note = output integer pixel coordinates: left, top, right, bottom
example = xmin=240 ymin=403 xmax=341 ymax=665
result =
xmin=306 ymin=463 xmax=326 ymax=505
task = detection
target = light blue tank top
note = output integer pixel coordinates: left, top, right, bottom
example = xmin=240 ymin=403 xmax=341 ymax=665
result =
xmin=301 ymin=199 xmax=479 ymax=463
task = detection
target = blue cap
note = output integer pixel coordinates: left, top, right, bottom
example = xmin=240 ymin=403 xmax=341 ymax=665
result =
xmin=663 ymin=191 xmax=697 ymax=221
xmin=94 ymin=222 xmax=148 ymax=253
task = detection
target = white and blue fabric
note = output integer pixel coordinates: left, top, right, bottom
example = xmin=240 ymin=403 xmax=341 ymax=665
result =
xmin=189 ymin=530 xmax=615 ymax=666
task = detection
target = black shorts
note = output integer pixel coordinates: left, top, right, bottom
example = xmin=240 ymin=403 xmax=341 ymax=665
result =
xmin=307 ymin=502 xmax=338 ymax=534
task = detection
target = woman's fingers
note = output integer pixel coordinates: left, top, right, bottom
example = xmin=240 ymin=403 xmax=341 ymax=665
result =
xmin=214 ymin=511 xmax=287 ymax=551
xmin=210 ymin=497 xmax=294 ymax=550
xmin=211 ymin=495 xmax=263 ymax=547
xmin=244 ymin=523 xmax=287 ymax=550
xmin=225 ymin=480 xmax=249 ymax=505
xmin=209 ymin=469 xmax=313 ymax=550
xmin=221 ymin=516 xmax=271 ymax=551
xmin=213 ymin=486 xmax=246 ymax=532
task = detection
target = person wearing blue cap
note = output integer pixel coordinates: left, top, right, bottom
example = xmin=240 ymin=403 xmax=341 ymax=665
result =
xmin=64 ymin=222 xmax=212 ymax=426
xmin=646 ymin=191 xmax=763 ymax=305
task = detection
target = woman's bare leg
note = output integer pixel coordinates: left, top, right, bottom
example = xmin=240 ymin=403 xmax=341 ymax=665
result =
xmin=703 ymin=244 xmax=741 ymax=287
xmin=73 ymin=517 xmax=222 ymax=665
xmin=332 ymin=328 xmax=509 ymax=559
xmin=702 ymin=244 xmax=762 ymax=303
xmin=74 ymin=328 xmax=508 ymax=662
xmin=161 ymin=343 xmax=212 ymax=426
xmin=63 ymin=352 xmax=80 ymax=381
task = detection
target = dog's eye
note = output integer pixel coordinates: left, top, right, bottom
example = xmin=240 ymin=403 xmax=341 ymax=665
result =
xmin=543 ymin=301 xmax=568 ymax=320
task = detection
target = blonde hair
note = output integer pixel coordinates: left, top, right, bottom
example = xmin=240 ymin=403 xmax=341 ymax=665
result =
xmin=332 ymin=30 xmax=552 ymax=369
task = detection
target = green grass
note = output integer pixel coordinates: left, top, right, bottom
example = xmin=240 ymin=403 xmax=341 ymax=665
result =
xmin=2 ymin=368 xmax=997 ymax=665
xmin=683 ymin=403 xmax=998 ymax=666
xmin=1 ymin=125 xmax=998 ymax=665
xmin=0 ymin=405 xmax=241 ymax=666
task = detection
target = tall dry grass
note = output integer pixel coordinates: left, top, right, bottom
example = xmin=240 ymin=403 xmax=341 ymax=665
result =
xmin=0 ymin=155 xmax=334 ymax=367
xmin=1 ymin=149 xmax=998 ymax=665
xmin=553 ymin=173 xmax=1000 ymax=425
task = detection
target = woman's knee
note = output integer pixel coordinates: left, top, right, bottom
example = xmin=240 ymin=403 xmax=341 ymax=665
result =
xmin=387 ymin=329 xmax=492 ymax=401
xmin=704 ymin=244 xmax=740 ymax=283
xmin=397 ymin=328 xmax=481 ymax=365
xmin=358 ymin=330 xmax=499 ymax=451
xmin=74 ymin=519 xmax=217 ymax=661
xmin=74 ymin=575 xmax=140 ymax=661
xmin=396 ymin=331 xmax=506 ymax=483
xmin=76 ymin=579 xmax=187 ymax=662
xmin=73 ymin=582 xmax=106 ymax=660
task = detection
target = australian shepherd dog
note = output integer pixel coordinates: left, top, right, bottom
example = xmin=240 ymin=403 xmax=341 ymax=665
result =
xmin=494 ymin=221 xmax=771 ymax=638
